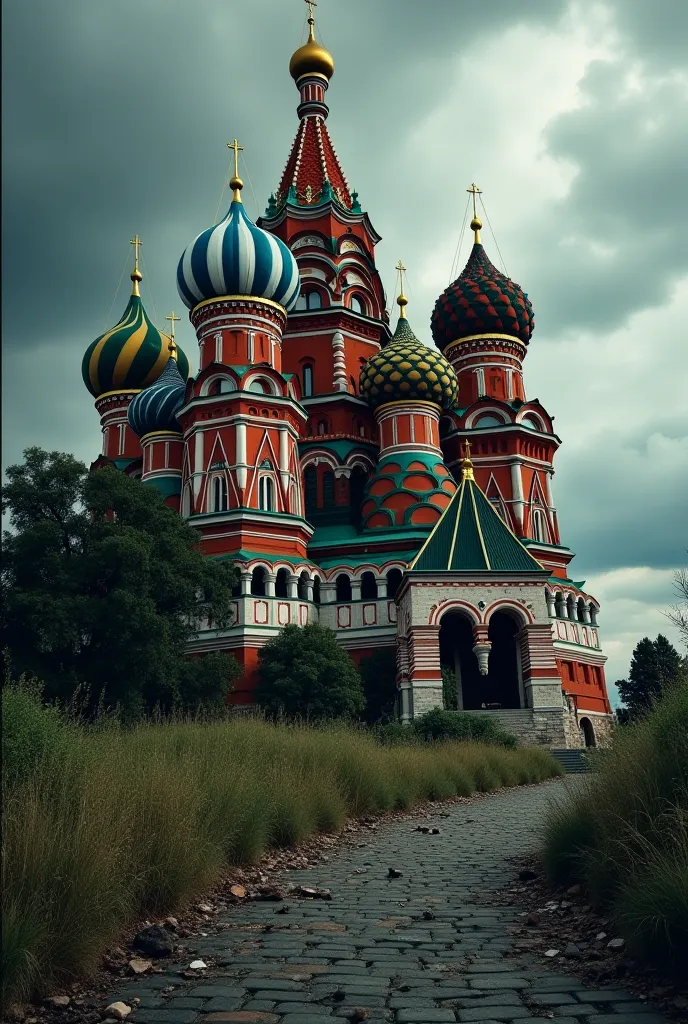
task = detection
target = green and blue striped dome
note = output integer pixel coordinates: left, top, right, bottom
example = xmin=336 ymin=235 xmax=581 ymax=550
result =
xmin=128 ymin=356 xmax=187 ymax=437
xmin=83 ymin=282 xmax=189 ymax=399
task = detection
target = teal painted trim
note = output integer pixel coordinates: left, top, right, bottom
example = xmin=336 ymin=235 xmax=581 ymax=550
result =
xmin=213 ymin=549 xmax=308 ymax=566
xmin=142 ymin=477 xmax=181 ymax=498
xmin=299 ymin=438 xmax=378 ymax=458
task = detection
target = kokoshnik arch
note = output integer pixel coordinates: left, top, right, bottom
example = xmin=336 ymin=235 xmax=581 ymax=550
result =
xmin=80 ymin=5 xmax=612 ymax=749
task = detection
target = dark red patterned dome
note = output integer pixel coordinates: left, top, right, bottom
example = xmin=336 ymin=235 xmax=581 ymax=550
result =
xmin=431 ymin=243 xmax=534 ymax=351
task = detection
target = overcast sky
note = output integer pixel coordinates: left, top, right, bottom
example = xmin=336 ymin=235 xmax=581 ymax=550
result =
xmin=2 ymin=0 xmax=687 ymax=693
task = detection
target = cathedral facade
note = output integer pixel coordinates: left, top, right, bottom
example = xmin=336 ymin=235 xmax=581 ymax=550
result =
xmin=81 ymin=11 xmax=612 ymax=749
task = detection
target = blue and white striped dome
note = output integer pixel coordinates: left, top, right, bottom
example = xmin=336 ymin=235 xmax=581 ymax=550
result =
xmin=177 ymin=196 xmax=301 ymax=312
xmin=128 ymin=357 xmax=186 ymax=437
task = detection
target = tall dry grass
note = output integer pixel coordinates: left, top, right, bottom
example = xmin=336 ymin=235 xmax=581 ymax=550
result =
xmin=543 ymin=677 xmax=688 ymax=973
xmin=2 ymin=703 xmax=560 ymax=1009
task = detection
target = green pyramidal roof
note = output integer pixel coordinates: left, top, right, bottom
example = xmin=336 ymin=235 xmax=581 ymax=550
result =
xmin=410 ymin=469 xmax=545 ymax=573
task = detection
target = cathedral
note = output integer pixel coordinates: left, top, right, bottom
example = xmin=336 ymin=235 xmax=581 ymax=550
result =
xmin=81 ymin=8 xmax=612 ymax=748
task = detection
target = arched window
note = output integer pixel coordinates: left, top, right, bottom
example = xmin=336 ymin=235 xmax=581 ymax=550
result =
xmin=297 ymin=571 xmax=309 ymax=601
xmin=589 ymin=603 xmax=598 ymax=626
xmin=531 ymin=508 xmax=546 ymax=542
xmin=212 ymin=476 xmax=228 ymax=512
xmin=566 ymin=595 xmax=576 ymax=620
xmin=317 ymin=419 xmax=327 ymax=436
xmin=312 ymin=576 xmax=321 ymax=605
xmin=474 ymin=414 xmax=504 ymax=428
xmin=322 ymin=471 xmax=335 ymax=507
xmin=275 ymin=568 xmax=289 ymax=598
xmin=209 ymin=377 xmax=235 ymax=395
xmin=521 ymin=415 xmax=542 ymax=431
xmin=361 ymin=571 xmax=377 ymax=601
xmin=336 ymin=573 xmax=352 ymax=602
xmin=259 ymin=476 xmax=275 ymax=511
xmin=349 ymin=294 xmax=366 ymax=315
xmin=302 ymin=364 xmax=314 ymax=397
xmin=386 ymin=568 xmax=403 ymax=599
xmin=297 ymin=290 xmax=322 ymax=310
xmin=554 ymin=592 xmax=566 ymax=618
xmin=577 ymin=597 xmax=587 ymax=622
xmin=251 ymin=566 xmax=267 ymax=596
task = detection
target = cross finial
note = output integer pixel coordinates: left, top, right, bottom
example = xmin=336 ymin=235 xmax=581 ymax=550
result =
xmin=165 ymin=311 xmax=181 ymax=359
xmin=466 ymin=183 xmax=483 ymax=243
xmin=461 ymin=437 xmax=475 ymax=480
xmin=129 ymin=234 xmax=143 ymax=294
xmin=305 ymin=0 xmax=317 ymax=21
xmin=227 ymin=139 xmax=244 ymax=201
xmin=395 ymin=259 xmax=408 ymax=319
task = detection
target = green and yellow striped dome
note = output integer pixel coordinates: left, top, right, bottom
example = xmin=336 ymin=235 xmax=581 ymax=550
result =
xmin=360 ymin=314 xmax=458 ymax=412
xmin=82 ymin=271 xmax=189 ymax=399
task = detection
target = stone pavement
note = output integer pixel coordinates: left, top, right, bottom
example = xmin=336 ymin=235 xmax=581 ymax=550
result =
xmin=106 ymin=780 xmax=671 ymax=1024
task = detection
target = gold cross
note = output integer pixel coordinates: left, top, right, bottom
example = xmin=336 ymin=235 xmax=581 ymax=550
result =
xmin=129 ymin=234 xmax=142 ymax=271
xmin=466 ymin=183 xmax=482 ymax=219
xmin=305 ymin=0 xmax=317 ymax=19
xmin=395 ymin=258 xmax=406 ymax=290
xmin=463 ymin=438 xmax=472 ymax=460
xmin=165 ymin=310 xmax=181 ymax=341
xmin=227 ymin=138 xmax=243 ymax=180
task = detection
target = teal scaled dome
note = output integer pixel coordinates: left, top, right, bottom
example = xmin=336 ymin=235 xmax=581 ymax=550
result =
xmin=83 ymin=267 xmax=189 ymax=399
xmin=127 ymin=354 xmax=187 ymax=438
xmin=359 ymin=301 xmax=458 ymax=411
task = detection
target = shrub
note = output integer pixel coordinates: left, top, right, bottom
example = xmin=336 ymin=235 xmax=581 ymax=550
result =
xmin=542 ymin=676 xmax=688 ymax=973
xmin=1 ymin=679 xmax=78 ymax=788
xmin=412 ymin=708 xmax=517 ymax=748
xmin=1 ymin=686 xmax=560 ymax=1009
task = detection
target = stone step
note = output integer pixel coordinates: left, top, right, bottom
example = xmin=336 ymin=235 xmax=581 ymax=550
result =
xmin=551 ymin=748 xmax=592 ymax=773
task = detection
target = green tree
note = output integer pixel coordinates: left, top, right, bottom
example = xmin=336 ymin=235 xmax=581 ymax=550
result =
xmin=616 ymin=634 xmax=682 ymax=722
xmin=256 ymin=622 xmax=365 ymax=720
xmin=441 ymin=664 xmax=458 ymax=710
xmin=1 ymin=447 xmax=240 ymax=716
xmin=359 ymin=647 xmax=397 ymax=724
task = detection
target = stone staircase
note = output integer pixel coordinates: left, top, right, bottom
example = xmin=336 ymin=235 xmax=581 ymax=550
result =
xmin=551 ymin=748 xmax=593 ymax=773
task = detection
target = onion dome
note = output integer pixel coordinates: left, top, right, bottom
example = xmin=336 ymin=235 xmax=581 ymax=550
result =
xmin=359 ymin=289 xmax=458 ymax=412
xmin=128 ymin=347 xmax=186 ymax=437
xmin=289 ymin=11 xmax=334 ymax=81
xmin=431 ymin=213 xmax=534 ymax=351
xmin=176 ymin=152 xmax=300 ymax=313
xmin=83 ymin=247 xmax=189 ymax=398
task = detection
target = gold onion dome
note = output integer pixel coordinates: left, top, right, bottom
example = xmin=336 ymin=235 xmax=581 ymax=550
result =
xmin=359 ymin=292 xmax=458 ymax=412
xmin=83 ymin=239 xmax=189 ymax=399
xmin=289 ymin=14 xmax=334 ymax=81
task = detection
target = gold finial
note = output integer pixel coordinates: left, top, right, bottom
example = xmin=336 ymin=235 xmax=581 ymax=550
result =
xmin=306 ymin=0 xmax=317 ymax=37
xmin=129 ymin=234 xmax=143 ymax=295
xmin=165 ymin=311 xmax=181 ymax=360
xmin=289 ymin=0 xmax=334 ymax=81
xmin=461 ymin=437 xmax=475 ymax=481
xmin=467 ymin=183 xmax=483 ymax=243
xmin=227 ymin=139 xmax=244 ymax=201
xmin=395 ymin=259 xmax=408 ymax=319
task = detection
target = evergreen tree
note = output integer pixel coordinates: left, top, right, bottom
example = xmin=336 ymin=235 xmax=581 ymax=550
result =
xmin=256 ymin=622 xmax=365 ymax=720
xmin=1 ymin=447 xmax=239 ymax=716
xmin=616 ymin=634 xmax=681 ymax=721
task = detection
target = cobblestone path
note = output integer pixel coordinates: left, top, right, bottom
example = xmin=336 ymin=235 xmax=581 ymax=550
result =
xmin=108 ymin=780 xmax=670 ymax=1024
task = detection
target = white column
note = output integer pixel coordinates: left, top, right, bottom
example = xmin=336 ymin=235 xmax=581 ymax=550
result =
xmin=510 ymin=459 xmax=525 ymax=532
xmin=265 ymin=572 xmax=276 ymax=598
xmin=375 ymin=577 xmax=386 ymax=599
xmin=305 ymin=579 xmax=314 ymax=602
xmin=320 ymin=581 xmax=336 ymax=604
xmin=287 ymin=574 xmax=299 ymax=599
xmin=279 ymin=427 xmax=289 ymax=491
xmin=475 ymin=368 xmax=486 ymax=397
xmin=236 ymin=422 xmax=247 ymax=489
xmin=193 ymin=430 xmax=204 ymax=499
xmin=332 ymin=331 xmax=348 ymax=392
xmin=351 ymin=579 xmax=361 ymax=601
xmin=546 ymin=592 xmax=556 ymax=617
xmin=240 ymin=570 xmax=252 ymax=596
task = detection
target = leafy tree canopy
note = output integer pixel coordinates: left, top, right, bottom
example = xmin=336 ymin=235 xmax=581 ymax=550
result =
xmin=615 ymin=634 xmax=682 ymax=722
xmin=359 ymin=647 xmax=397 ymax=724
xmin=256 ymin=622 xmax=365 ymax=720
xmin=1 ymin=447 xmax=240 ymax=716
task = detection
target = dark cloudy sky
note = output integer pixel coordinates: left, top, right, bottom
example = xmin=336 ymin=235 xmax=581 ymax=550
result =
xmin=3 ymin=0 xmax=687 ymax=691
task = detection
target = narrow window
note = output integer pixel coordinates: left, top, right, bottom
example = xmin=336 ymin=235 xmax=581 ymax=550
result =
xmin=259 ymin=476 xmax=275 ymax=511
xmin=386 ymin=568 xmax=402 ymax=599
xmin=349 ymin=294 xmax=365 ymax=315
xmin=302 ymin=364 xmax=314 ymax=397
xmin=212 ymin=476 xmax=228 ymax=512
xmin=336 ymin=573 xmax=352 ymax=602
xmin=361 ymin=571 xmax=377 ymax=601
xmin=306 ymin=291 xmax=322 ymax=310
xmin=251 ymin=566 xmax=266 ymax=596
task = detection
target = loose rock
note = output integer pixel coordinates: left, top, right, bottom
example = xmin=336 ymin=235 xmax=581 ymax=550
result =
xmin=388 ymin=868 xmax=403 ymax=879
xmin=132 ymin=925 xmax=174 ymax=958
xmin=518 ymin=868 xmax=538 ymax=881
xmin=104 ymin=1003 xmax=131 ymax=1021
xmin=564 ymin=941 xmax=582 ymax=959
xmin=44 ymin=997 xmax=70 ymax=1009
xmin=607 ymin=936 xmax=625 ymax=950
xmin=128 ymin=958 xmax=152 ymax=975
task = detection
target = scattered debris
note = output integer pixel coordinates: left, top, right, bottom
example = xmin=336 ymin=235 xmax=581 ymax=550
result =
xmin=422 ymin=910 xmax=435 ymax=920
xmin=564 ymin=942 xmax=582 ymax=959
xmin=188 ymin=960 xmax=207 ymax=970
xmin=351 ymin=1009 xmax=369 ymax=1021
xmin=518 ymin=868 xmax=538 ymax=881
xmin=132 ymin=925 xmax=174 ymax=958
xmin=104 ymin=1003 xmax=131 ymax=1020
xmin=127 ymin=958 xmax=152 ymax=975
xmin=544 ymin=949 xmax=560 ymax=958
xmin=607 ymin=937 xmax=625 ymax=951
xmin=388 ymin=868 xmax=403 ymax=879
xmin=296 ymin=885 xmax=332 ymax=900
xmin=44 ymin=997 xmax=70 ymax=1009
xmin=229 ymin=884 xmax=246 ymax=899
xmin=526 ymin=911 xmax=541 ymax=926
xmin=332 ymin=988 xmax=346 ymax=1002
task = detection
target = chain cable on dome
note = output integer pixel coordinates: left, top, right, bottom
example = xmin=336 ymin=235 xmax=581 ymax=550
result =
xmin=479 ymin=195 xmax=508 ymax=277
xmin=240 ymin=153 xmax=261 ymax=220
xmin=448 ymin=194 xmax=470 ymax=284
xmin=213 ymin=160 xmax=231 ymax=224
xmin=139 ymin=247 xmax=159 ymax=329
xmin=103 ymin=245 xmax=134 ymax=331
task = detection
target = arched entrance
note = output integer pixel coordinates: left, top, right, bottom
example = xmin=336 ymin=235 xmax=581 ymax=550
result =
xmin=485 ymin=611 xmax=523 ymax=709
xmin=439 ymin=612 xmax=481 ymax=710
xmin=580 ymin=716 xmax=596 ymax=747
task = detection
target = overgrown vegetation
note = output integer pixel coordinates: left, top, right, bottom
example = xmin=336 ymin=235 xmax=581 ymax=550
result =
xmin=543 ymin=676 xmax=688 ymax=973
xmin=377 ymin=708 xmax=518 ymax=749
xmin=1 ymin=448 xmax=240 ymax=718
xmin=1 ymin=682 xmax=560 ymax=1009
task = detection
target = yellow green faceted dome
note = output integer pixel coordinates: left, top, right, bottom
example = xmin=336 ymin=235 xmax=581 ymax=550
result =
xmin=83 ymin=281 xmax=189 ymax=399
xmin=359 ymin=317 xmax=458 ymax=411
